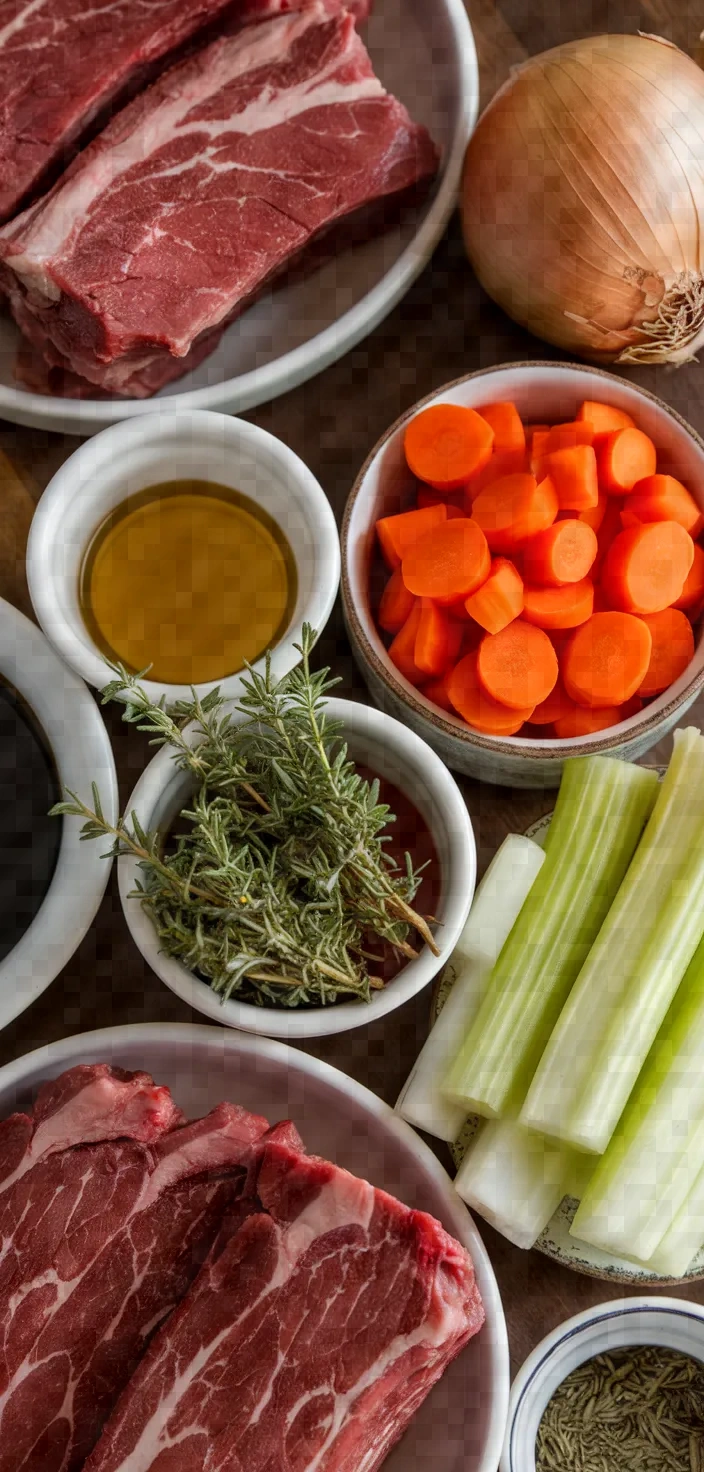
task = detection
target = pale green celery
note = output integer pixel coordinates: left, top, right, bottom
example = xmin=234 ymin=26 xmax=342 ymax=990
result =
xmin=521 ymin=728 xmax=704 ymax=1156
xmin=395 ymin=835 xmax=545 ymax=1142
xmin=649 ymin=1162 xmax=704 ymax=1279
xmin=570 ymin=932 xmax=704 ymax=1262
xmin=442 ymin=756 xmax=658 ymax=1120
xmin=454 ymin=1118 xmax=588 ymax=1250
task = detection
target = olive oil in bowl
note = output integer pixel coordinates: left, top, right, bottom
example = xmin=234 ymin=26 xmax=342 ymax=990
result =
xmin=80 ymin=481 xmax=297 ymax=686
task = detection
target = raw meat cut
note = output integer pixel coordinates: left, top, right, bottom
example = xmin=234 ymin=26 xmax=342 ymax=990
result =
xmin=0 ymin=1078 xmax=270 ymax=1472
xmin=0 ymin=3 xmax=436 ymax=398
xmin=85 ymin=1138 xmax=484 ymax=1472
xmin=0 ymin=0 xmax=249 ymax=224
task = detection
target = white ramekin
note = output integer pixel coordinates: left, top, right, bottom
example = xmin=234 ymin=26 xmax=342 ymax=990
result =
xmin=0 ymin=597 xmax=117 ymax=1031
xmin=26 ymin=409 xmax=340 ymax=705
xmin=503 ymin=1296 xmax=704 ymax=1472
xmin=342 ymin=361 xmax=704 ymax=788
xmin=118 ymin=696 xmax=476 ymax=1039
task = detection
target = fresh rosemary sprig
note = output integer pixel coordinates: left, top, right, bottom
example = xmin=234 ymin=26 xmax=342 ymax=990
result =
xmin=53 ymin=627 xmax=438 ymax=1008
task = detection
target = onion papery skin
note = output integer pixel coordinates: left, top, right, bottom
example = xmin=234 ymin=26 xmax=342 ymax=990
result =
xmin=461 ymin=34 xmax=704 ymax=365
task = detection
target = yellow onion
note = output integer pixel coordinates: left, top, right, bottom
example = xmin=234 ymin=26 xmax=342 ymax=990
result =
xmin=461 ymin=33 xmax=704 ymax=364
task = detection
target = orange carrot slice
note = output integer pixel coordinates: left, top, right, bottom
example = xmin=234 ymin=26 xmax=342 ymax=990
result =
xmin=637 ymin=608 xmax=695 ymax=696
xmin=624 ymin=475 xmax=704 ymax=537
xmin=402 ymin=518 xmax=491 ymax=605
xmin=543 ymin=421 xmax=595 ymax=454
xmin=387 ymin=601 xmax=424 ymax=685
xmin=543 ymin=445 xmax=599 ymax=510
xmin=527 ymin=677 xmax=574 ymax=726
xmin=522 ymin=520 xmax=597 ymax=586
xmin=478 ymin=402 xmax=526 ymax=454
xmin=471 ymin=473 xmax=558 ymax=552
xmin=477 ymin=620 xmax=558 ymax=709
xmin=577 ymin=401 xmax=635 ymax=440
xmin=404 ymin=404 xmax=494 ymax=491
xmin=376 ymin=503 xmax=447 ymax=569
xmin=421 ymin=671 xmax=456 ymax=713
xmin=598 ymin=427 xmax=657 ymax=494
xmin=593 ymin=496 xmax=624 ymax=576
xmin=562 ymin=611 xmax=653 ymax=708
xmin=675 ymin=542 xmax=704 ymax=610
xmin=464 ymin=557 xmax=524 ymax=634
xmin=465 ymin=447 xmax=528 ymax=501
xmin=448 ymin=652 xmax=534 ymax=734
xmin=602 ymin=522 xmax=694 ymax=614
xmin=378 ymin=568 xmax=416 ymax=634
xmin=414 ymin=598 xmax=464 ymax=677
xmin=522 ymin=578 xmax=594 ymax=630
xmin=529 ymin=428 xmax=551 ymax=476
xmin=554 ymin=705 xmax=625 ymax=738
xmin=578 ymin=493 xmax=608 ymax=533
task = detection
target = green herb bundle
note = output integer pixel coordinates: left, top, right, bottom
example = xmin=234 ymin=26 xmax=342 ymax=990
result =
xmin=54 ymin=628 xmax=437 ymax=1008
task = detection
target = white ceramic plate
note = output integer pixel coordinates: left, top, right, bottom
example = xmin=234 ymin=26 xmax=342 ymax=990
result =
xmin=0 ymin=599 xmax=117 ymax=1030
xmin=441 ymin=781 xmax=704 ymax=1287
xmin=0 ymin=1022 xmax=510 ymax=1471
xmin=0 ymin=0 xmax=478 ymax=435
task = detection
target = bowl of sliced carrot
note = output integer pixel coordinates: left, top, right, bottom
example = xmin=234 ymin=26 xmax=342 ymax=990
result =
xmin=341 ymin=362 xmax=704 ymax=787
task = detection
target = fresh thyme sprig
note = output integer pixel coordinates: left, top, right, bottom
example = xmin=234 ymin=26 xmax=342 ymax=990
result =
xmin=52 ymin=627 xmax=438 ymax=1008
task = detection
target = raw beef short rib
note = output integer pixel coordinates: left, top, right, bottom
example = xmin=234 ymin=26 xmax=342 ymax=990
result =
xmin=85 ymin=1139 xmax=484 ymax=1472
xmin=0 ymin=1074 xmax=269 ymax=1472
xmin=0 ymin=3 xmax=436 ymax=398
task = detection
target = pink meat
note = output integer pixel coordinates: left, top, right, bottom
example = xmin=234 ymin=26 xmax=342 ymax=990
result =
xmin=0 ymin=3 xmax=435 ymax=398
xmin=0 ymin=1091 xmax=270 ymax=1472
xmin=85 ymin=1141 xmax=484 ymax=1472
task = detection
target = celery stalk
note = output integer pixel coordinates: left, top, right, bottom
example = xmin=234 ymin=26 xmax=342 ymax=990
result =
xmin=570 ymin=931 xmax=704 ymax=1262
xmin=442 ymin=756 xmax=658 ymax=1120
xmin=454 ymin=1118 xmax=588 ymax=1250
xmin=648 ymin=1163 xmax=704 ymax=1279
xmin=395 ymin=834 xmax=545 ymax=1142
xmin=522 ymin=728 xmax=704 ymax=1156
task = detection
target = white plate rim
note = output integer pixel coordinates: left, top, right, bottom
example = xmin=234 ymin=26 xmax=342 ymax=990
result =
xmin=0 ymin=1019 xmax=510 ymax=1472
xmin=0 ymin=0 xmax=479 ymax=434
xmin=0 ymin=599 xmax=118 ymax=1030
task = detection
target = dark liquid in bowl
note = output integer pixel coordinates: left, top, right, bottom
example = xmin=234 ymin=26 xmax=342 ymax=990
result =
xmin=0 ymin=683 xmax=61 ymax=962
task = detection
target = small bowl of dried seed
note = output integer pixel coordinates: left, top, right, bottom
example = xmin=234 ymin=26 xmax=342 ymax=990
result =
xmin=503 ymin=1297 xmax=704 ymax=1472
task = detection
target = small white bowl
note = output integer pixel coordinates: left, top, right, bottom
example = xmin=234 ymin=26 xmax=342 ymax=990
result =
xmin=118 ymin=696 xmax=476 ymax=1039
xmin=342 ymin=361 xmax=704 ymax=787
xmin=0 ymin=597 xmax=117 ymax=1030
xmin=503 ymin=1296 xmax=704 ymax=1472
xmin=26 ymin=409 xmax=340 ymax=705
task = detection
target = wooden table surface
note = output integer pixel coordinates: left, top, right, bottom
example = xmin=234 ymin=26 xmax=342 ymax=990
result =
xmin=1 ymin=0 xmax=704 ymax=1396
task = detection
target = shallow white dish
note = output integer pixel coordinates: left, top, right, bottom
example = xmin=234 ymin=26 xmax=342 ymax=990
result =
xmin=26 ymin=409 xmax=340 ymax=706
xmin=0 ymin=598 xmax=117 ymax=1030
xmin=502 ymin=1297 xmax=704 ymax=1472
xmin=0 ymin=0 xmax=478 ymax=436
xmin=342 ymin=361 xmax=704 ymax=788
xmin=0 ymin=1020 xmax=509 ymax=1472
xmin=119 ymin=695 xmax=476 ymax=1038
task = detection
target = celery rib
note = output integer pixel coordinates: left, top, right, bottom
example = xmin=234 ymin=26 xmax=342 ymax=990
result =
xmin=454 ymin=1118 xmax=587 ymax=1250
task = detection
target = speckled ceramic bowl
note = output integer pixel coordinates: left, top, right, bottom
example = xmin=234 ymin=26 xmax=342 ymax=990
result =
xmin=341 ymin=362 xmax=704 ymax=788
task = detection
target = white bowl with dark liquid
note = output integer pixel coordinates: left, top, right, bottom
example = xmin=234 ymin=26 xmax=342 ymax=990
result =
xmin=26 ymin=409 xmax=340 ymax=705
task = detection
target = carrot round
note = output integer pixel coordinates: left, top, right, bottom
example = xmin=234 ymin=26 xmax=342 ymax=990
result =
xmin=477 ymin=620 xmax=558 ymax=709
xmin=478 ymin=402 xmax=526 ymax=455
xmin=554 ymin=705 xmax=625 ymax=738
xmin=637 ymin=608 xmax=695 ymax=696
xmin=378 ymin=567 xmax=415 ymax=634
xmin=471 ymin=473 xmax=558 ymax=552
xmin=527 ymin=677 xmax=574 ymax=726
xmin=543 ymin=445 xmax=599 ymax=510
xmin=522 ymin=520 xmax=597 ymax=587
xmin=624 ymin=475 xmax=704 ymax=537
xmin=562 ymin=611 xmax=653 ymax=708
xmin=448 ymin=652 xmax=534 ymax=734
xmin=387 ymin=601 xmax=424 ymax=685
xmin=402 ymin=517 xmax=490 ymax=604
xmin=593 ymin=495 xmax=624 ymax=576
xmin=602 ymin=521 xmax=694 ymax=614
xmin=376 ymin=503 xmax=447 ymax=569
xmin=529 ymin=428 xmax=551 ymax=476
xmin=414 ymin=598 xmax=463 ymax=678
xmin=404 ymin=404 xmax=494 ymax=491
xmin=598 ymin=427 xmax=657 ymax=494
xmin=522 ymin=578 xmax=594 ymax=630
xmin=675 ymin=542 xmax=704 ymax=610
xmin=465 ymin=447 xmax=527 ymax=501
xmin=544 ymin=421 xmax=595 ymax=454
xmin=464 ymin=557 xmax=524 ymax=633
xmin=577 ymin=401 xmax=635 ymax=440
xmin=421 ymin=671 xmax=456 ymax=713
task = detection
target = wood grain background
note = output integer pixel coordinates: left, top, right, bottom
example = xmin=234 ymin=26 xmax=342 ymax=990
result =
xmin=1 ymin=0 xmax=704 ymax=1380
